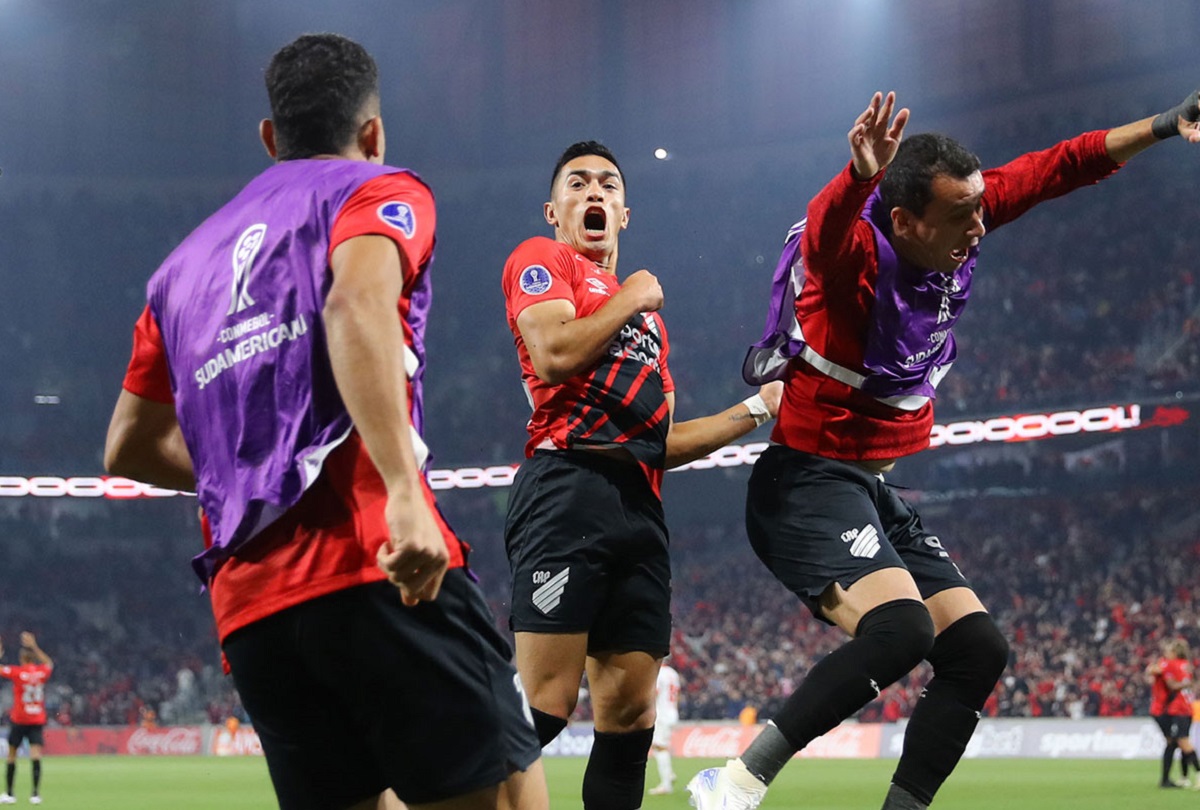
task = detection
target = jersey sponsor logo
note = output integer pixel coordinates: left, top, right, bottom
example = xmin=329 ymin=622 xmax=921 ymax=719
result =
xmin=531 ymin=567 xmax=569 ymax=615
xmin=377 ymin=201 xmax=416 ymax=237
xmin=840 ymin=524 xmax=881 ymax=559
xmin=228 ymin=223 xmax=267 ymax=315
xmin=519 ymin=265 xmax=553 ymax=295
xmin=606 ymin=316 xmax=664 ymax=371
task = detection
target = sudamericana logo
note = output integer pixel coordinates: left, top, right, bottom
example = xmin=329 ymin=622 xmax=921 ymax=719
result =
xmin=377 ymin=201 xmax=416 ymax=237
xmin=228 ymin=223 xmax=267 ymax=316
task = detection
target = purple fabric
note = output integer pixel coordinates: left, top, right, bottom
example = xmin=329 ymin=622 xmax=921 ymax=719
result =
xmin=146 ymin=159 xmax=430 ymax=582
xmin=744 ymin=189 xmax=976 ymax=401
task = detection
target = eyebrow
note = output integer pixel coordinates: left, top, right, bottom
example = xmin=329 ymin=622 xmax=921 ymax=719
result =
xmin=566 ymin=169 xmax=621 ymax=183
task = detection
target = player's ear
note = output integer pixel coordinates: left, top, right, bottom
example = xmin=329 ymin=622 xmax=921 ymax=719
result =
xmin=544 ymin=201 xmax=558 ymax=227
xmin=620 ymin=206 xmax=630 ymax=230
xmin=259 ymin=119 xmax=278 ymax=160
xmin=890 ymin=206 xmax=914 ymax=239
xmin=359 ymin=116 xmax=384 ymax=162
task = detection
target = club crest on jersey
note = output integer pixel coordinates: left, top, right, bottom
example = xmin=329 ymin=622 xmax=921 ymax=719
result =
xmin=377 ymin=201 xmax=416 ymax=238
xmin=228 ymin=223 xmax=267 ymax=316
xmin=519 ymin=265 xmax=552 ymax=295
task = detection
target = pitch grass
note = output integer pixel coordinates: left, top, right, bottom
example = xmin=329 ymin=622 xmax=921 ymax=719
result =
xmin=11 ymin=755 xmax=1198 ymax=809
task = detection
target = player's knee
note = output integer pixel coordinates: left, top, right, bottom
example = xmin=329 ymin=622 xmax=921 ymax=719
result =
xmin=854 ymin=600 xmax=936 ymax=686
xmin=928 ymin=612 xmax=1010 ymax=704
xmin=593 ymin=695 xmax=655 ymax=732
xmin=530 ymin=707 xmax=568 ymax=747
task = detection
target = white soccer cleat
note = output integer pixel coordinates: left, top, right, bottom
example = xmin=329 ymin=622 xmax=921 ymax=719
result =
xmin=0 ymin=795 xmax=14 ymax=805
xmin=648 ymin=783 xmax=674 ymax=795
xmin=28 ymin=797 xmax=41 ymax=805
xmin=686 ymin=766 xmax=765 ymax=810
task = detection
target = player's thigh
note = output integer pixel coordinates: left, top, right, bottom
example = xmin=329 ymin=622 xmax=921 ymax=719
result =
xmin=505 ymin=452 xmax=625 ymax=637
xmin=513 ymin=631 xmax=589 ymax=717
xmin=222 ymin=603 xmax=385 ymax=810
xmin=878 ymin=486 xmax=982 ymax=631
xmin=587 ymin=506 xmax=671 ymax=661
xmin=746 ymin=446 xmax=909 ymax=623
xmin=586 ymin=649 xmax=660 ymax=732
xmin=342 ymin=574 xmax=542 ymax=806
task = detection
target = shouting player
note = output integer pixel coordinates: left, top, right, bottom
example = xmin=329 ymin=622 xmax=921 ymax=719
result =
xmin=0 ymin=633 xmax=53 ymax=805
xmin=105 ymin=34 xmax=545 ymax=810
xmin=689 ymin=90 xmax=1200 ymax=810
xmin=501 ymin=141 xmax=781 ymax=809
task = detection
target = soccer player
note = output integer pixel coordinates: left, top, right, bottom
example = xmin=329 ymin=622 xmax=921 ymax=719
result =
xmin=689 ymin=89 xmax=1200 ymax=810
xmin=104 ymin=34 xmax=546 ymax=810
xmin=1147 ymin=639 xmax=1199 ymax=788
xmin=0 ymin=632 xmax=53 ymax=805
xmin=648 ymin=661 xmax=681 ymax=796
xmin=501 ymin=141 xmax=781 ymax=809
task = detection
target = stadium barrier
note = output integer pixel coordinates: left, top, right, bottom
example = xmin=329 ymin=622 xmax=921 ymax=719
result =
xmin=0 ymin=718 xmax=1185 ymax=759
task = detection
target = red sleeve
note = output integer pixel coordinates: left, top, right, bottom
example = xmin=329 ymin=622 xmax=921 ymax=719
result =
xmin=802 ymin=163 xmax=881 ymax=284
xmin=655 ymin=315 xmax=675 ymax=394
xmin=982 ymin=129 xmax=1120 ymax=231
xmin=329 ymin=172 xmax=436 ymax=286
xmin=502 ymin=237 xmax=580 ymax=321
xmin=0 ymin=666 xmax=11 ymax=680
xmin=122 ymin=305 xmax=174 ymax=404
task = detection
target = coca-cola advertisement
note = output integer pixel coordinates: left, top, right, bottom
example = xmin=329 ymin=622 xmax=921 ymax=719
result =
xmin=125 ymin=726 xmax=204 ymax=756
xmin=672 ymin=723 xmax=882 ymax=759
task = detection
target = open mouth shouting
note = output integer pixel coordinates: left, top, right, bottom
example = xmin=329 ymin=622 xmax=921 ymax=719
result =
xmin=583 ymin=206 xmax=607 ymax=239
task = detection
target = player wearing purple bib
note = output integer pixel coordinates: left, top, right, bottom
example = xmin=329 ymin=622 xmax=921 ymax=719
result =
xmin=691 ymin=89 xmax=1200 ymax=810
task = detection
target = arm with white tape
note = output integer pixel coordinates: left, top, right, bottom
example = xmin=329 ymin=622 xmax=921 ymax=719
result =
xmin=663 ymin=381 xmax=783 ymax=469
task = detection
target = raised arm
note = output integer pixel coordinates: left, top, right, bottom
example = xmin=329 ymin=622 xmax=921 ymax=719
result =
xmin=517 ymin=269 xmax=663 ymax=385
xmin=325 ymin=234 xmax=446 ymax=606
xmin=663 ymin=382 xmax=782 ymax=469
xmin=1105 ymin=89 xmax=1200 ymax=163
xmin=105 ymin=392 xmax=195 ymax=491
xmin=20 ymin=632 xmax=51 ymax=668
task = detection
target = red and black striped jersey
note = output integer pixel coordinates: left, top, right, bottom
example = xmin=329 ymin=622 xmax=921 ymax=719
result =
xmin=502 ymin=236 xmax=675 ymax=495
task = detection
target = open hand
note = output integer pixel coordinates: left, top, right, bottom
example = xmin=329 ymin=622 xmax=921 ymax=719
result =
xmin=849 ymin=91 xmax=910 ymax=180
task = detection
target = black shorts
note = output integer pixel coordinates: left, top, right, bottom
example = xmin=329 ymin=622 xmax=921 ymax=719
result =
xmin=505 ymin=449 xmax=671 ymax=657
xmin=221 ymin=571 xmax=541 ymax=809
xmin=746 ymin=445 xmax=971 ymax=623
xmin=1155 ymin=714 xmax=1193 ymax=739
xmin=7 ymin=724 xmax=44 ymax=749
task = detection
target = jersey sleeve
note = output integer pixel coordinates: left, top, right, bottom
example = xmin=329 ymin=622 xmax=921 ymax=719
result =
xmin=0 ymin=666 xmax=11 ymax=680
xmin=656 ymin=315 xmax=675 ymax=394
xmin=329 ymin=172 xmax=437 ymax=287
xmin=982 ymin=130 xmax=1119 ymax=231
xmin=122 ymin=305 xmax=174 ymax=404
xmin=502 ymin=238 xmax=580 ymax=321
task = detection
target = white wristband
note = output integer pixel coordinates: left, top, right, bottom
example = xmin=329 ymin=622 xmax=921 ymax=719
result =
xmin=742 ymin=394 xmax=771 ymax=428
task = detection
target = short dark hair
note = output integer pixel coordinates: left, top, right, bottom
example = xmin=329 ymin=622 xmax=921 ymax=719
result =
xmin=549 ymin=141 xmax=625 ymax=196
xmin=879 ymin=133 xmax=981 ymax=217
xmin=265 ymin=34 xmax=379 ymax=161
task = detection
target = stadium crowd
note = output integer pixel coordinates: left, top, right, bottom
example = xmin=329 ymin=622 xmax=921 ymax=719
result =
xmin=3 ymin=478 xmax=1198 ymax=728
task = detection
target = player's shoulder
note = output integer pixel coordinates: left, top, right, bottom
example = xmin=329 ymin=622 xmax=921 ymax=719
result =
xmin=503 ymin=237 xmax=579 ymax=291
xmin=505 ymin=236 xmax=571 ymax=267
